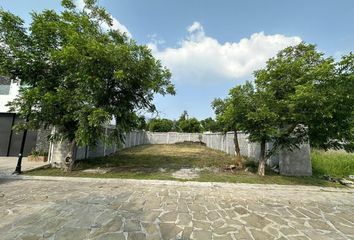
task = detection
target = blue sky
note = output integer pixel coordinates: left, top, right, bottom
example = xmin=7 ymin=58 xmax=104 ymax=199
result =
xmin=1 ymin=0 xmax=354 ymax=120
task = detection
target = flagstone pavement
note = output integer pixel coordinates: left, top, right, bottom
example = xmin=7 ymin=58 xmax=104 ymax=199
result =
xmin=0 ymin=176 xmax=353 ymax=240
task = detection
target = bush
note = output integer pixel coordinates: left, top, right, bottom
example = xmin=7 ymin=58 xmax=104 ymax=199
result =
xmin=311 ymin=149 xmax=354 ymax=177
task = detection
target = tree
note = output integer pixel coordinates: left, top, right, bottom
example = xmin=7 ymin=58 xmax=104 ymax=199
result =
xmin=179 ymin=110 xmax=189 ymax=121
xmin=255 ymin=43 xmax=354 ymax=154
xmin=212 ymin=82 xmax=254 ymax=167
xmin=177 ymin=117 xmax=201 ymax=133
xmin=175 ymin=111 xmax=201 ymax=133
xmin=252 ymin=43 xmax=353 ymax=175
xmin=132 ymin=115 xmax=147 ymax=131
xmin=200 ymin=117 xmax=220 ymax=132
xmin=1 ymin=0 xmax=175 ymax=171
xmin=242 ymin=90 xmax=279 ymax=176
xmin=148 ymin=118 xmax=174 ymax=132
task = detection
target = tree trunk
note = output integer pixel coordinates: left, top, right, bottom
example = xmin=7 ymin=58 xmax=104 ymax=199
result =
xmin=257 ymin=139 xmax=266 ymax=176
xmin=64 ymin=140 xmax=76 ymax=172
xmin=233 ymin=130 xmax=243 ymax=169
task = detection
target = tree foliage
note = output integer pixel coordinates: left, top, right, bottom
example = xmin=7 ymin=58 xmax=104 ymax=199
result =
xmin=215 ymin=43 xmax=353 ymax=176
xmin=148 ymin=118 xmax=174 ymax=132
xmin=177 ymin=117 xmax=201 ymax=133
xmin=0 ymin=0 xmax=175 ymax=168
xmin=200 ymin=117 xmax=220 ymax=132
xmin=175 ymin=111 xmax=201 ymax=133
xmin=255 ymin=43 xmax=354 ymax=153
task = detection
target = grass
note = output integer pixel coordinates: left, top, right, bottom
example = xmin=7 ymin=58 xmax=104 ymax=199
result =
xmin=26 ymin=144 xmax=351 ymax=187
xmin=311 ymin=149 xmax=354 ymax=178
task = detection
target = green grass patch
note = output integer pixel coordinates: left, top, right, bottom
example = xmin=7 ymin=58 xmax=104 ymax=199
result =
xmin=311 ymin=149 xmax=354 ymax=177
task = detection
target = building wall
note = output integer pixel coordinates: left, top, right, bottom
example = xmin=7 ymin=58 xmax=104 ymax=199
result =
xmin=0 ymin=80 xmax=20 ymax=113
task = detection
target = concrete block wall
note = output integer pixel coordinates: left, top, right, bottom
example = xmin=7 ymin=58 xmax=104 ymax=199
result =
xmin=279 ymin=143 xmax=312 ymax=176
xmin=35 ymin=128 xmax=52 ymax=153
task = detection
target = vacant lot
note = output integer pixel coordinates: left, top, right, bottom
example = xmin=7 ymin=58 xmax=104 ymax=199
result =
xmin=27 ymin=144 xmax=349 ymax=187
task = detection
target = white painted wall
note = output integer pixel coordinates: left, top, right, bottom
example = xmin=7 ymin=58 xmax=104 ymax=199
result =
xmin=0 ymin=80 xmax=20 ymax=113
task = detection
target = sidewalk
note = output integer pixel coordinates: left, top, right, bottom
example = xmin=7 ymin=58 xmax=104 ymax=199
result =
xmin=0 ymin=157 xmax=49 ymax=175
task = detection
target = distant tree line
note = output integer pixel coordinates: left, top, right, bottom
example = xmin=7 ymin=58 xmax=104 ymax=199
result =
xmin=133 ymin=110 xmax=223 ymax=133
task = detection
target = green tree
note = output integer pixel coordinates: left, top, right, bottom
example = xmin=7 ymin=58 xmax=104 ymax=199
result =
xmin=251 ymin=43 xmax=353 ymax=175
xmin=200 ymin=117 xmax=220 ymax=132
xmin=1 ymin=0 xmax=175 ymax=171
xmin=242 ymin=90 xmax=279 ymax=176
xmin=132 ymin=115 xmax=147 ymax=131
xmin=212 ymin=82 xmax=254 ymax=167
xmin=177 ymin=118 xmax=201 ymax=133
xmin=179 ymin=110 xmax=189 ymax=121
xmin=255 ymin=43 xmax=353 ymax=154
xmin=148 ymin=118 xmax=174 ymax=132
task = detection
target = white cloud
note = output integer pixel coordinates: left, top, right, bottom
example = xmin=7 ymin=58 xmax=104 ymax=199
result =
xmin=74 ymin=0 xmax=131 ymax=37
xmin=149 ymin=22 xmax=302 ymax=84
xmin=108 ymin=18 xmax=131 ymax=38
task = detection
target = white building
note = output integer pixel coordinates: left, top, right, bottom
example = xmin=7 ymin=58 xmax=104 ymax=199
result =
xmin=0 ymin=77 xmax=20 ymax=113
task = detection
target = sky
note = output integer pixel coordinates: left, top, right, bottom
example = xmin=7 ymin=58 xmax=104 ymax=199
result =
xmin=1 ymin=0 xmax=354 ymax=120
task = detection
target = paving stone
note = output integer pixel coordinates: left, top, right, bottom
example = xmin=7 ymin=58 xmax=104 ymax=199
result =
xmin=159 ymin=223 xmax=183 ymax=239
xmin=177 ymin=213 xmax=192 ymax=226
xmin=206 ymin=210 xmax=220 ymax=221
xmin=140 ymin=210 xmax=161 ymax=222
xmin=188 ymin=204 xmax=205 ymax=212
xmin=307 ymin=219 xmax=333 ymax=231
xmin=192 ymin=212 xmax=207 ymax=221
xmin=241 ymin=214 xmax=271 ymax=229
xmin=93 ymin=232 xmax=126 ymax=240
xmin=213 ymin=226 xmax=237 ymax=235
xmin=181 ymin=226 xmax=193 ymax=240
xmin=128 ymin=232 xmax=146 ymax=240
xmin=296 ymin=208 xmax=321 ymax=219
xmin=90 ymin=216 xmax=123 ymax=237
xmin=249 ymin=228 xmax=273 ymax=240
xmin=192 ymin=230 xmax=212 ymax=240
xmin=330 ymin=222 xmax=354 ymax=235
xmin=233 ymin=226 xmax=251 ymax=239
xmin=225 ymin=218 xmax=243 ymax=227
xmin=279 ymin=227 xmax=299 ymax=236
xmin=54 ymin=227 xmax=90 ymax=240
xmin=19 ymin=234 xmax=42 ymax=240
xmin=160 ymin=212 xmax=178 ymax=222
xmin=0 ymin=178 xmax=353 ymax=240
xmin=192 ymin=220 xmax=211 ymax=230
xmin=124 ymin=220 xmax=141 ymax=232
xmin=211 ymin=219 xmax=225 ymax=229
xmin=141 ymin=222 xmax=159 ymax=235
xmin=213 ymin=233 xmax=233 ymax=240
xmin=265 ymin=214 xmax=288 ymax=225
xmin=287 ymin=236 xmax=310 ymax=240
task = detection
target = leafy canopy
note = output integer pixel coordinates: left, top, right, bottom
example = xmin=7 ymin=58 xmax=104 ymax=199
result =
xmin=255 ymin=43 xmax=354 ymax=152
xmin=0 ymin=0 xmax=175 ymax=146
xmin=148 ymin=118 xmax=174 ymax=132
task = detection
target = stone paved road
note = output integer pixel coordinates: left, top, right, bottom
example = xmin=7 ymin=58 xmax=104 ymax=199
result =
xmin=0 ymin=177 xmax=353 ymax=240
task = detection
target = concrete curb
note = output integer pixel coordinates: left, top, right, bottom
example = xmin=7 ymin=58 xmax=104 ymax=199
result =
xmin=1 ymin=175 xmax=353 ymax=193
